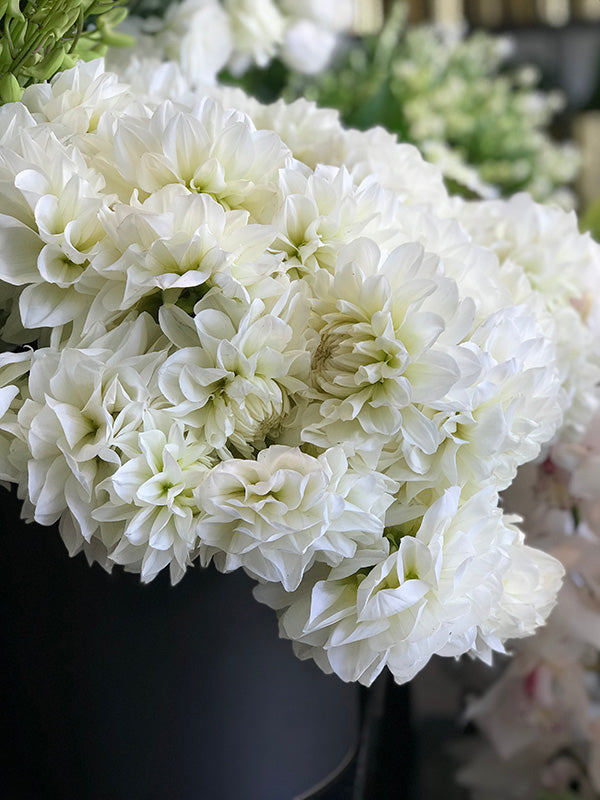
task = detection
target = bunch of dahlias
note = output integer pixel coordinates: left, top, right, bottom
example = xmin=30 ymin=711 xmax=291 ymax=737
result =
xmin=1 ymin=59 xmax=595 ymax=687
xmin=442 ymin=198 xmax=600 ymax=796
xmin=455 ymin=386 xmax=600 ymax=798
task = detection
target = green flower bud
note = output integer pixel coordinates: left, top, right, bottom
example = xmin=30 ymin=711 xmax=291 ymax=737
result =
xmin=59 ymin=52 xmax=78 ymax=70
xmin=0 ymin=72 xmax=23 ymax=103
xmin=28 ymin=4 xmax=58 ymax=23
xmin=6 ymin=16 xmax=28 ymax=50
xmin=24 ymin=45 xmax=68 ymax=81
xmin=53 ymin=8 xmax=83 ymax=36
xmin=99 ymin=5 xmax=129 ymax=28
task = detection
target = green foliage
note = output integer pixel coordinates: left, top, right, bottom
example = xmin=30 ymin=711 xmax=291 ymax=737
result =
xmin=220 ymin=58 xmax=290 ymax=105
xmin=0 ymin=0 xmax=132 ymax=103
xmin=285 ymin=3 xmax=409 ymax=134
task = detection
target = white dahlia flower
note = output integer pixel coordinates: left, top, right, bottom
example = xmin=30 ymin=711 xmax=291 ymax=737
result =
xmin=244 ymin=99 xmax=450 ymax=209
xmin=158 ymin=288 xmax=311 ymax=454
xmin=94 ymin=411 xmax=215 ymax=583
xmin=246 ymin=97 xmax=346 ymax=170
xmin=20 ymin=58 xmax=133 ymax=134
xmin=92 ymin=184 xmax=280 ymax=319
xmin=302 ymin=238 xmax=474 ymax=467
xmin=383 ymin=303 xmax=565 ymax=502
xmin=103 ymin=98 xmax=291 ymax=214
xmin=255 ymin=487 xmax=564 ymax=685
xmin=197 ymin=445 xmax=394 ymax=591
xmin=0 ymin=126 xmax=109 ymax=335
xmin=16 ymin=315 xmax=168 ymax=527
xmin=268 ymin=165 xmax=398 ymax=278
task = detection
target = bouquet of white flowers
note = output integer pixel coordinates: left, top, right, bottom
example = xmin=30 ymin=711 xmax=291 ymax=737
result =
xmin=0 ymin=57 xmax=588 ymax=690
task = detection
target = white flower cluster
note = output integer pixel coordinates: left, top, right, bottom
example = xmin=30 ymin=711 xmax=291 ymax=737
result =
xmin=113 ymin=0 xmax=356 ymax=86
xmin=0 ymin=60 xmax=576 ymax=686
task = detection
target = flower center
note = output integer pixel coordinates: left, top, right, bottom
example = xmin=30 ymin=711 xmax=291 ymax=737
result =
xmin=312 ymin=332 xmax=343 ymax=373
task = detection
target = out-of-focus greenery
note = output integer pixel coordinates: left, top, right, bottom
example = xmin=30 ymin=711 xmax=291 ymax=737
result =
xmin=0 ymin=0 xmax=132 ymax=103
xmin=126 ymin=0 xmax=171 ymax=17
xmin=283 ymin=3 xmax=578 ymax=203
xmin=581 ymin=197 xmax=600 ymax=241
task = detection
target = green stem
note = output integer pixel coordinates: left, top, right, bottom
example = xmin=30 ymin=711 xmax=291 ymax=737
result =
xmin=68 ymin=8 xmax=85 ymax=54
xmin=3 ymin=13 xmax=15 ymax=59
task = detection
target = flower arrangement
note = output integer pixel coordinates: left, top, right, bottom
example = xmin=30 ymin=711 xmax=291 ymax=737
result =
xmin=456 ymin=422 xmax=600 ymax=799
xmin=1 ymin=53 xmax=595 ymax=692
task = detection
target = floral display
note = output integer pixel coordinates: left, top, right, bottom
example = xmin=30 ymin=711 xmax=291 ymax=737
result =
xmin=109 ymin=2 xmax=580 ymax=208
xmin=0 ymin=57 xmax=580 ymax=689
xmin=456 ymin=193 xmax=600 ymax=442
xmin=104 ymin=1 xmax=581 ymax=215
xmin=448 ymin=195 xmax=600 ymax=800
